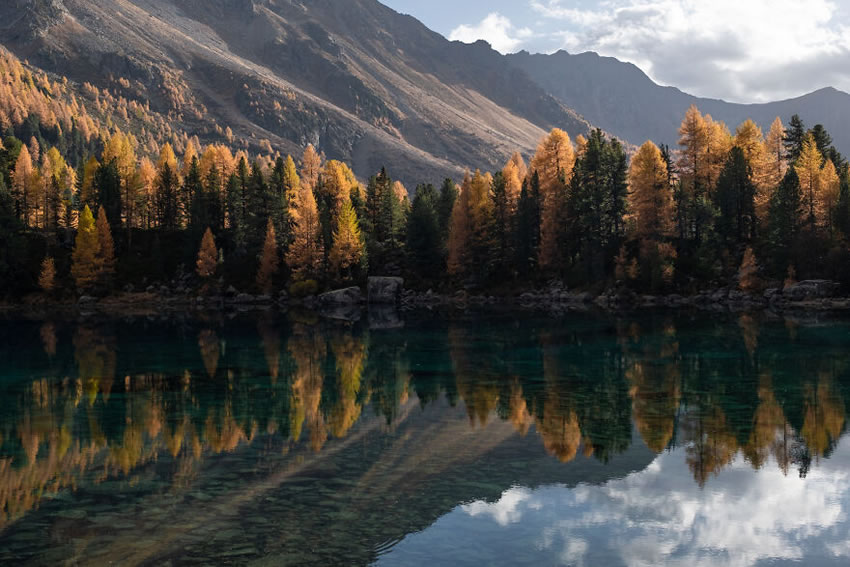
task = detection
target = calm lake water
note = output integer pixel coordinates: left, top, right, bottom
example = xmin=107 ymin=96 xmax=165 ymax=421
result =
xmin=1 ymin=309 xmax=849 ymax=566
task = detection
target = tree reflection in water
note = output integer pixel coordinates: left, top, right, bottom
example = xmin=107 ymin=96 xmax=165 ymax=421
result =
xmin=0 ymin=311 xmax=849 ymax=532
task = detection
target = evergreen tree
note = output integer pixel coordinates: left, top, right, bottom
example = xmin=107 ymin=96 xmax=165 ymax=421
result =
xmin=95 ymin=159 xmax=122 ymax=231
xmin=183 ymin=156 xmax=205 ymax=230
xmin=767 ymin=169 xmax=802 ymax=275
xmin=784 ymin=114 xmax=806 ymax=163
xmin=405 ymin=184 xmax=442 ymax=279
xmin=155 ymin=160 xmax=179 ymax=230
xmin=0 ymin=179 xmax=26 ymax=296
xmin=515 ymin=172 xmax=541 ymax=274
xmin=566 ymin=130 xmax=629 ymax=279
xmin=437 ymin=178 xmax=458 ymax=241
xmin=714 ymin=147 xmax=756 ymax=245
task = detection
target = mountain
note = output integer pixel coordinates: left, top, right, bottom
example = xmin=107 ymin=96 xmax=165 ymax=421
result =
xmin=0 ymin=0 xmax=592 ymax=185
xmin=508 ymin=50 xmax=850 ymax=154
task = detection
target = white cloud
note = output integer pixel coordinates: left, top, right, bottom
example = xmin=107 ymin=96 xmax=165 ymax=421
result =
xmin=530 ymin=0 xmax=850 ymax=102
xmin=379 ymin=440 xmax=850 ymax=566
xmin=448 ymin=12 xmax=534 ymax=54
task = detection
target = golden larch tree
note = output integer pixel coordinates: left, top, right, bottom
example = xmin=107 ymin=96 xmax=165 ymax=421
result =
xmin=196 ymin=228 xmax=218 ymax=279
xmin=531 ymin=128 xmax=575 ymax=269
xmin=39 ymin=256 xmax=56 ymax=293
xmin=705 ymin=115 xmax=733 ymax=191
xmin=71 ymin=205 xmax=101 ymax=291
xmin=11 ymin=144 xmax=34 ymax=225
xmin=738 ymin=247 xmax=761 ymax=292
xmin=502 ymin=154 xmax=524 ymax=212
xmin=819 ymin=159 xmax=841 ymax=233
xmin=282 ymin=154 xmax=300 ymax=203
xmin=300 ymin=144 xmax=322 ymax=191
xmin=329 ymin=201 xmax=363 ymax=279
xmin=795 ymin=133 xmax=824 ymax=230
xmin=96 ymin=206 xmax=116 ymax=282
xmin=763 ymin=117 xmax=787 ymax=188
xmin=447 ymin=170 xmax=493 ymax=276
xmin=256 ymin=219 xmax=279 ymax=294
xmin=507 ymin=151 xmax=527 ymax=184
xmin=286 ymin=181 xmax=324 ymax=280
xmin=628 ymin=141 xmax=675 ymax=241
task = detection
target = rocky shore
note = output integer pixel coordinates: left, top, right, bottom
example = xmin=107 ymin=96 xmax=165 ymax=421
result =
xmin=5 ymin=277 xmax=850 ymax=318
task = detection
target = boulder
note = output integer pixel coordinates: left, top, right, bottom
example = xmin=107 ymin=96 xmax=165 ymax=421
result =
xmin=234 ymin=293 xmax=256 ymax=304
xmin=784 ymin=280 xmax=841 ymax=301
xmin=78 ymin=295 xmax=97 ymax=305
xmin=368 ymin=277 xmax=404 ymax=304
xmin=319 ymin=287 xmax=363 ymax=306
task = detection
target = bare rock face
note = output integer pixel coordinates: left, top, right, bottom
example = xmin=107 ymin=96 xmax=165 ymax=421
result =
xmin=0 ymin=0 xmax=67 ymax=41
xmin=368 ymin=277 xmax=403 ymax=304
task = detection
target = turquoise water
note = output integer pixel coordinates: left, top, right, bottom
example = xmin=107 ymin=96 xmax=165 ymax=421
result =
xmin=0 ymin=310 xmax=849 ymax=565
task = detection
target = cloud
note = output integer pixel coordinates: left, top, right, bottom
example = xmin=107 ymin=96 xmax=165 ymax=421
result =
xmin=530 ymin=0 xmax=850 ymax=102
xmin=448 ymin=12 xmax=534 ymax=54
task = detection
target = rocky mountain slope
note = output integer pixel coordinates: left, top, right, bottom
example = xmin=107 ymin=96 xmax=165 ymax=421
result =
xmin=508 ymin=50 xmax=850 ymax=153
xmin=0 ymin=0 xmax=592 ymax=185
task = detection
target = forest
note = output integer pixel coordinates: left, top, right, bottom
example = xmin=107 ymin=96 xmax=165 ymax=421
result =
xmin=1 ymin=49 xmax=849 ymax=301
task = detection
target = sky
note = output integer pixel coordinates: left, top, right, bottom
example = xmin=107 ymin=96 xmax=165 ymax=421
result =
xmin=380 ymin=0 xmax=850 ymax=104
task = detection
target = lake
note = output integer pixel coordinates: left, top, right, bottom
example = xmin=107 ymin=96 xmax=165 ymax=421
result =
xmin=0 ymin=309 xmax=849 ymax=566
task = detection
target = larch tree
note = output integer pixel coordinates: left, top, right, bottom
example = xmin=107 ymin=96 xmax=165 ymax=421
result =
xmin=628 ymin=141 xmax=674 ymax=242
xmin=286 ymin=181 xmax=324 ymax=281
xmin=819 ymin=159 xmax=841 ymax=234
xmin=96 ymin=205 xmax=116 ymax=285
xmin=329 ymin=201 xmax=364 ymax=281
xmin=300 ymin=144 xmax=322 ymax=191
xmin=38 ymin=256 xmax=56 ymax=293
xmin=11 ymin=144 xmax=34 ymax=225
xmin=760 ymin=117 xmax=787 ymax=222
xmin=71 ymin=205 xmax=101 ymax=291
xmin=447 ymin=170 xmax=493 ymax=278
xmin=256 ymin=219 xmax=279 ymax=294
xmin=196 ymin=228 xmax=218 ymax=279
xmin=795 ymin=133 xmax=824 ymax=231
xmin=738 ymin=247 xmax=761 ymax=292
xmin=531 ymin=128 xmax=575 ymax=270
xmin=502 ymin=155 xmax=524 ymax=212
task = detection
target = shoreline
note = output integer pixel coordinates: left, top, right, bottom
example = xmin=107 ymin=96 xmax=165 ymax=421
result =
xmin=3 ymin=285 xmax=850 ymax=320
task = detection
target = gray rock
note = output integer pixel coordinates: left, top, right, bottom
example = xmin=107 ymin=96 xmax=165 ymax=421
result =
xmin=78 ymin=295 xmax=97 ymax=305
xmin=319 ymin=287 xmax=363 ymax=306
xmin=368 ymin=277 xmax=404 ymax=304
xmin=225 ymin=285 xmax=238 ymax=297
xmin=763 ymin=288 xmax=781 ymax=299
xmin=255 ymin=294 xmax=272 ymax=303
xmin=784 ymin=280 xmax=841 ymax=301
xmin=573 ymin=292 xmax=594 ymax=304
xmin=234 ymin=293 xmax=256 ymax=304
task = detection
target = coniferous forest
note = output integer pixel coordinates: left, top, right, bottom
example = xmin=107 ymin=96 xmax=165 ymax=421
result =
xmin=1 ymin=49 xmax=849 ymax=303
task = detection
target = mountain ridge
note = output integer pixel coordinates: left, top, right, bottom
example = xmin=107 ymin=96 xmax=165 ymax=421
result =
xmin=507 ymin=49 xmax=850 ymax=153
xmin=0 ymin=0 xmax=593 ymax=185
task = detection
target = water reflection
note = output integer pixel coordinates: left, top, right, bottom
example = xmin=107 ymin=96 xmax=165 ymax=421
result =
xmin=0 ymin=311 xmax=849 ymax=564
